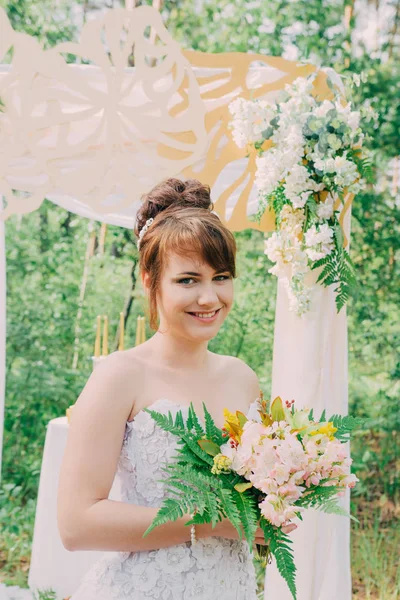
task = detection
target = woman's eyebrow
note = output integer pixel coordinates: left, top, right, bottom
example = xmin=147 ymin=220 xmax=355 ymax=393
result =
xmin=176 ymin=270 xmax=226 ymax=276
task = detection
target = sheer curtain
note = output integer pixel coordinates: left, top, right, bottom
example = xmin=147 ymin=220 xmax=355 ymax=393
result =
xmin=265 ymin=225 xmax=352 ymax=599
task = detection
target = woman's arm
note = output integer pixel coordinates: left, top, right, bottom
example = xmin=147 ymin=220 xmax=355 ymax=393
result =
xmin=67 ymin=500 xmax=208 ymax=552
xmin=57 ymin=352 xmax=207 ymax=552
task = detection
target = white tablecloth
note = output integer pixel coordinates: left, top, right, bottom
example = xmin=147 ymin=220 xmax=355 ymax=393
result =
xmin=28 ymin=416 xmax=121 ymax=599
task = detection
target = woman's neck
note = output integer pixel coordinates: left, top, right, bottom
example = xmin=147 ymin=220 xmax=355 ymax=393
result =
xmin=144 ymin=330 xmax=211 ymax=371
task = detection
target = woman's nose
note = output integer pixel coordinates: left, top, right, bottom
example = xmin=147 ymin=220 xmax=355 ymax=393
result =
xmin=197 ymin=283 xmax=219 ymax=305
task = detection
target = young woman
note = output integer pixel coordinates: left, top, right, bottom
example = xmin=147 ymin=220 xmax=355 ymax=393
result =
xmin=58 ymin=178 xmax=293 ymax=599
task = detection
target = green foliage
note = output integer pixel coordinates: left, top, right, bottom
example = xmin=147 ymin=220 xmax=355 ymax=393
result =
xmin=260 ymin=518 xmax=297 ymax=600
xmin=143 ymin=406 xmax=213 ymax=466
xmin=296 ymin=484 xmax=338 ymax=508
xmin=141 ymin=405 xmax=299 ymax=595
xmin=1 ymin=0 xmax=79 ymax=49
xmin=216 ymin=487 xmax=243 ymax=538
xmin=231 ymin=488 xmax=258 ymax=548
xmin=330 ymin=414 xmax=368 ymax=442
xmin=312 ymin=242 xmax=357 ymax=312
xmin=298 ymin=484 xmax=357 ymax=521
xmin=142 ymin=497 xmax=194 ymax=538
xmin=32 ymin=588 xmax=57 ymax=600
xmin=203 ymin=402 xmax=226 ymax=444
xmin=348 ymin=149 xmax=375 ymax=184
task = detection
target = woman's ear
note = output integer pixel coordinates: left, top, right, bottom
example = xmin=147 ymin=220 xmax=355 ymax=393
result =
xmin=141 ymin=270 xmax=150 ymax=295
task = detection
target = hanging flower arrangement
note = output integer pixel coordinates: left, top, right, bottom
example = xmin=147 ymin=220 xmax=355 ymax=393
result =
xmin=228 ymin=72 xmax=377 ymax=316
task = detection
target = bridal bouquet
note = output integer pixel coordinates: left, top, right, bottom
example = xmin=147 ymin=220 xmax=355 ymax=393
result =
xmin=228 ymin=72 xmax=378 ymax=316
xmin=142 ymin=393 xmax=364 ymax=599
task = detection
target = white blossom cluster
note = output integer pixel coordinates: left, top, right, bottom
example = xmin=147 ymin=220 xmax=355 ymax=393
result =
xmin=228 ymin=74 xmax=366 ymax=316
xmin=228 ymin=97 xmax=276 ymax=149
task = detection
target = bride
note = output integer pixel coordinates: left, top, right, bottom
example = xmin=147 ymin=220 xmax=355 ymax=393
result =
xmin=57 ymin=177 xmax=294 ymax=599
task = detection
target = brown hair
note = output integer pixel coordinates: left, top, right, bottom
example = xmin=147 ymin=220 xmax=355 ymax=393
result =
xmin=134 ymin=178 xmax=237 ymax=330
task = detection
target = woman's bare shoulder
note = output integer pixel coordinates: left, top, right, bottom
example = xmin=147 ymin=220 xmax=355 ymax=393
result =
xmin=90 ymin=349 xmax=141 ymax=382
xmin=213 ymin=353 xmax=260 ymax=398
xmin=75 ymin=350 xmax=143 ymax=412
xmin=213 ymin=352 xmax=257 ymax=376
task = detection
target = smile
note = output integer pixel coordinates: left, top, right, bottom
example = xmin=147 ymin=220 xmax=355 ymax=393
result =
xmin=186 ymin=308 xmax=222 ymax=322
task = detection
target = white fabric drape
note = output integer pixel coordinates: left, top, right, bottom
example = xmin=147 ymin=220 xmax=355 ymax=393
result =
xmin=266 ymin=209 xmax=352 ymax=599
xmin=27 ymin=417 xmax=122 ymax=599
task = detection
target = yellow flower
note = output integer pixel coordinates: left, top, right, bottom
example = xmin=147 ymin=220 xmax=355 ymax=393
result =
xmin=310 ymin=422 xmax=337 ymax=441
xmin=211 ymin=453 xmax=232 ymax=475
xmin=222 ymin=408 xmax=246 ymax=442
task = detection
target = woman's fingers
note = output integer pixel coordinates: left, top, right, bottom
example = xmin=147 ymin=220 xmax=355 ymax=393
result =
xmin=281 ymin=523 xmax=298 ymax=534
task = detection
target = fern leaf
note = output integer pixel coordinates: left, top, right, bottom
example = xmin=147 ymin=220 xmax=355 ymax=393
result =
xmin=296 ymin=484 xmax=338 ymax=509
xmin=203 ymin=490 xmax=223 ymax=528
xmin=202 ymin=402 xmax=225 ymax=444
xmin=186 ymin=402 xmax=206 ymax=438
xmin=165 ymin=465 xmax=224 ymax=491
xmin=317 ymin=496 xmax=358 ymax=521
xmin=142 ymin=498 xmax=188 ymax=537
xmin=232 ymin=490 xmax=258 ymax=549
xmin=311 ymin=254 xmax=330 ymax=269
xmin=329 ymin=414 xmax=366 ymax=441
xmin=180 ymin=433 xmax=214 ymax=466
xmin=260 ymin=519 xmax=297 ymax=599
xmin=217 ymin=487 xmax=243 ymax=538
xmin=174 ymin=448 xmax=210 ymax=468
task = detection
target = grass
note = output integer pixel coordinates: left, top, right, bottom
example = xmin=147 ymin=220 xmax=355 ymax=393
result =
xmin=350 ymin=508 xmax=400 ymax=599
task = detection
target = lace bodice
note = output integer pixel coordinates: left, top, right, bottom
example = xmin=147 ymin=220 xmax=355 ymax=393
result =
xmin=70 ymin=398 xmax=261 ymax=600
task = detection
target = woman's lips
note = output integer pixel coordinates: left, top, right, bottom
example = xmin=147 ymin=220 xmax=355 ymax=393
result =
xmin=186 ymin=308 xmax=222 ymax=323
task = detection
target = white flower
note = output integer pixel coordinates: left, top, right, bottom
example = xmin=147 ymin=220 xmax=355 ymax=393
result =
xmin=334 ymin=99 xmax=361 ymax=132
xmin=255 ymin=152 xmax=285 ymax=195
xmin=280 ymin=203 xmax=305 ymax=235
xmin=258 ymin=18 xmax=276 ymax=33
xmin=283 ymin=164 xmax=314 ymax=207
xmin=221 ymin=4 xmax=235 ymax=18
xmin=283 ymin=276 xmax=312 ymax=316
xmin=228 ymin=97 xmax=277 ymax=148
xmin=264 ymin=231 xmax=302 ymax=265
xmin=316 ymin=193 xmax=335 ymax=220
xmin=304 ymin=223 xmax=335 ymax=261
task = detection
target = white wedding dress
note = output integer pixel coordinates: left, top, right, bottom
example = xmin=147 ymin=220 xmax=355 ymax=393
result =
xmin=70 ymin=398 xmax=260 ymax=600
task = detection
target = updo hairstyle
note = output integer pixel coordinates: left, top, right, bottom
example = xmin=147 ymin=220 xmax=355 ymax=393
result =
xmin=134 ymin=178 xmax=237 ymax=331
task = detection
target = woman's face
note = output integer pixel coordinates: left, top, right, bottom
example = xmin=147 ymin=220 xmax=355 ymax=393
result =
xmin=144 ymin=252 xmax=234 ymax=341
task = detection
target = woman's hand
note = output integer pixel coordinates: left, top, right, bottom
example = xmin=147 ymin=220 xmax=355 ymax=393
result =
xmin=201 ymin=517 xmax=297 ymax=543
xmin=282 ymin=522 xmax=297 ymax=534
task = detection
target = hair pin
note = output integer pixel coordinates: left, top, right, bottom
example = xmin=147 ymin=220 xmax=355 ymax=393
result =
xmin=137 ymin=217 xmax=154 ymax=250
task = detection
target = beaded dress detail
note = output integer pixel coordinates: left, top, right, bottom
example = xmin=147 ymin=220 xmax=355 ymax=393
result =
xmin=70 ymin=398 xmax=261 ymax=600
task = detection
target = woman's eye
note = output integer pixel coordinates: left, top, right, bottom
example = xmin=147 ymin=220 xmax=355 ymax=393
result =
xmin=177 ymin=275 xmax=230 ymax=285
